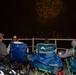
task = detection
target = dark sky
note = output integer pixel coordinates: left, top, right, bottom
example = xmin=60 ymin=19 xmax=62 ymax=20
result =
xmin=0 ymin=0 xmax=76 ymax=38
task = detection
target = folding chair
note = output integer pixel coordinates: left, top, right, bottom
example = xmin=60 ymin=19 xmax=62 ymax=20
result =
xmin=10 ymin=42 xmax=27 ymax=73
xmin=69 ymin=46 xmax=76 ymax=75
xmin=64 ymin=46 xmax=76 ymax=75
xmin=32 ymin=43 xmax=63 ymax=75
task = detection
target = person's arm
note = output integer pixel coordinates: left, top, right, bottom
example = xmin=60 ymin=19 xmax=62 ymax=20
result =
xmin=27 ymin=47 xmax=29 ymax=53
xmin=7 ymin=44 xmax=10 ymax=54
xmin=59 ymin=48 xmax=73 ymax=58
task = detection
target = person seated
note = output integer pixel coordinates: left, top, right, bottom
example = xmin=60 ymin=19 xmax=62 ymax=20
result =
xmin=58 ymin=39 xmax=76 ymax=73
xmin=31 ymin=39 xmax=63 ymax=75
xmin=0 ymin=33 xmax=9 ymax=65
xmin=7 ymin=35 xmax=29 ymax=74
xmin=7 ymin=35 xmax=19 ymax=54
xmin=59 ymin=39 xmax=76 ymax=58
xmin=7 ymin=35 xmax=29 ymax=54
xmin=0 ymin=33 xmax=8 ymax=56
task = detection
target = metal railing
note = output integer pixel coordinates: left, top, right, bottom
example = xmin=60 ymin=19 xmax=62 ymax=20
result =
xmin=3 ymin=38 xmax=75 ymax=52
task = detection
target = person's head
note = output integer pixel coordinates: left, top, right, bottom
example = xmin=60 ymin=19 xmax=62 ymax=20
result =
xmin=44 ymin=38 xmax=50 ymax=44
xmin=0 ymin=33 xmax=4 ymax=42
xmin=12 ymin=35 xmax=19 ymax=42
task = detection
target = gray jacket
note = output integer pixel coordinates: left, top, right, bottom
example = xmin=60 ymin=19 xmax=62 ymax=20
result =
xmin=0 ymin=42 xmax=7 ymax=56
xmin=59 ymin=40 xmax=76 ymax=58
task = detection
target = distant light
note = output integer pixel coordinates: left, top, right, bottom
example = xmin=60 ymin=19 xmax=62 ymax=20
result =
xmin=36 ymin=0 xmax=63 ymax=24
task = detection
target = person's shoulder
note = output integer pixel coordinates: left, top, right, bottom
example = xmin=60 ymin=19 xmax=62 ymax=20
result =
xmin=0 ymin=42 xmax=6 ymax=45
xmin=0 ymin=42 xmax=6 ymax=48
xmin=13 ymin=41 xmax=24 ymax=44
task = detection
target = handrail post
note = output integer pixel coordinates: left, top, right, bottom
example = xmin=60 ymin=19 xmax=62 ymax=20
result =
xmin=55 ymin=39 xmax=57 ymax=52
xmin=32 ymin=38 xmax=34 ymax=52
xmin=55 ymin=39 xmax=57 ymax=46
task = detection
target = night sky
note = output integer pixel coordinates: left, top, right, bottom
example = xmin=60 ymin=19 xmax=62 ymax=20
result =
xmin=0 ymin=0 xmax=76 ymax=38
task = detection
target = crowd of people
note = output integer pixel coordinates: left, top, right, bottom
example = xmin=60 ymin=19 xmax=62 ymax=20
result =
xmin=1 ymin=32 xmax=76 ymax=75
xmin=0 ymin=33 xmax=29 ymax=57
xmin=1 ymin=32 xmax=76 ymax=58
xmin=0 ymin=33 xmax=29 ymax=74
xmin=0 ymin=33 xmax=21 ymax=57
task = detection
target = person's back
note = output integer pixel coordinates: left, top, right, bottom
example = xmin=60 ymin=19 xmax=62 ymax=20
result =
xmin=0 ymin=42 xmax=7 ymax=56
xmin=0 ymin=33 xmax=7 ymax=56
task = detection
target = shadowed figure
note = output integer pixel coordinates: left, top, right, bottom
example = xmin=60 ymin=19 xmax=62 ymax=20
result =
xmin=0 ymin=33 xmax=7 ymax=56
xmin=59 ymin=40 xmax=76 ymax=58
